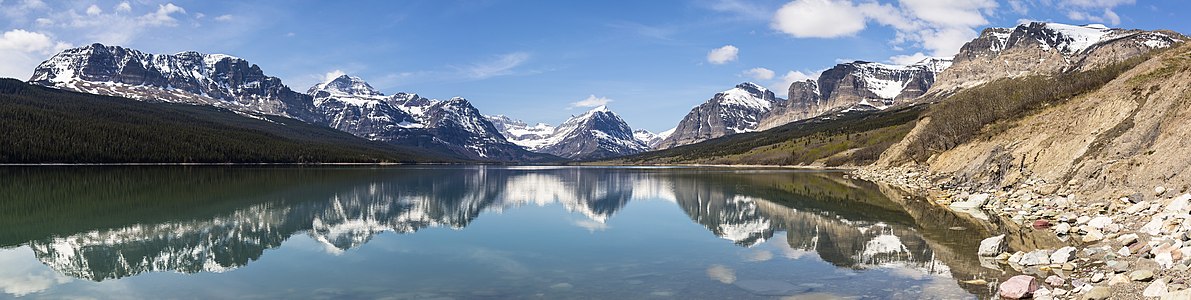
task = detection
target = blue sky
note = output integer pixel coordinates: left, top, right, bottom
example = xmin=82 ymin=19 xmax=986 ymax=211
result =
xmin=1 ymin=0 xmax=1187 ymax=132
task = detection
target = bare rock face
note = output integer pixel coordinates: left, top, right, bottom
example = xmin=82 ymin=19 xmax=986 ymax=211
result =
xmin=931 ymin=22 xmax=1186 ymax=94
xmin=655 ymin=82 xmax=782 ymax=149
xmin=29 ymin=43 xmax=318 ymax=122
xmin=758 ymin=58 xmax=949 ymax=130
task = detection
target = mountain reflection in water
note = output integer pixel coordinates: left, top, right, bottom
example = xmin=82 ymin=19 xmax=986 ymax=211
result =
xmin=0 ymin=166 xmax=1003 ymax=299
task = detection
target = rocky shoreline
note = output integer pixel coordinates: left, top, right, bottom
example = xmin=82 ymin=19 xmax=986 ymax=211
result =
xmin=854 ymin=166 xmax=1191 ymax=299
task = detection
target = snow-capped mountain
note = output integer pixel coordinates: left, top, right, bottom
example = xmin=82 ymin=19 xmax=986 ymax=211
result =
xmin=632 ymin=128 xmax=672 ymax=148
xmin=309 ymin=75 xmax=421 ymax=139
xmin=306 ymin=75 xmax=549 ymax=161
xmin=29 ymin=43 xmax=318 ymax=121
xmin=655 ymin=82 xmax=783 ymax=149
xmin=535 ymin=106 xmax=650 ymax=160
xmin=485 ymin=115 xmax=555 ymax=149
xmin=26 ymin=44 xmax=555 ymax=162
xmin=758 ymin=57 xmax=950 ymax=130
xmin=932 ymin=22 xmax=1185 ymax=93
xmin=486 ymin=106 xmax=650 ymax=160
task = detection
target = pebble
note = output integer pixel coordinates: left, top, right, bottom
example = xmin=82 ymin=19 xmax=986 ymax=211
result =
xmin=1108 ymin=274 xmax=1130 ymax=285
xmin=1051 ymin=247 xmax=1076 ymax=264
xmin=1082 ymin=286 xmax=1111 ymax=300
xmin=1118 ymin=246 xmax=1132 ymax=257
xmin=1020 ymin=250 xmax=1053 ymax=266
xmin=1082 ymin=228 xmax=1105 ymax=243
xmin=1163 ymin=289 xmax=1191 ymax=300
xmin=1144 ymin=279 xmax=1168 ymax=297
xmin=998 ymin=275 xmax=1039 ymax=299
xmin=1054 ymin=222 xmax=1072 ymax=234
xmin=978 ymin=235 xmax=1006 ymax=257
xmin=1045 ymin=275 xmax=1065 ymax=286
xmin=1117 ymin=233 xmax=1139 ymax=246
xmin=1130 ymin=270 xmax=1155 ymax=281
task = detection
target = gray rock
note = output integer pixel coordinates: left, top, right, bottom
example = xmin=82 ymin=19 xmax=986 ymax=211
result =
xmin=1020 ymin=250 xmax=1053 ymax=266
xmin=1082 ymin=228 xmax=1105 ymax=243
xmin=1117 ymin=233 xmax=1140 ymax=246
xmin=1051 ymin=246 xmax=1077 ymax=264
xmin=978 ymin=235 xmax=1007 ymax=257
xmin=1045 ymin=275 xmax=1065 ymax=286
xmin=1082 ymin=286 xmax=1111 ymax=300
xmin=1143 ymin=279 xmax=1168 ymax=298
xmin=1109 ymin=261 xmax=1130 ymax=273
xmin=1130 ymin=270 xmax=1155 ymax=281
xmin=1163 ymin=289 xmax=1191 ymax=300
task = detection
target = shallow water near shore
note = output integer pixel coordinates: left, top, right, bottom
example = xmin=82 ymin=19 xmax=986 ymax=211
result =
xmin=0 ymin=166 xmax=1006 ymax=299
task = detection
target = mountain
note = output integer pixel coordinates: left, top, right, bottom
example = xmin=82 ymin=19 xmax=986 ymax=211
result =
xmin=306 ymin=75 xmax=555 ymax=162
xmin=608 ymin=105 xmax=923 ymax=166
xmin=485 ymin=115 xmax=555 ymax=149
xmin=633 ymin=128 xmax=672 ymax=148
xmin=0 ymin=79 xmax=444 ymax=163
xmin=28 ymin=43 xmax=318 ymax=122
xmin=930 ymin=22 xmax=1186 ymax=94
xmin=534 ymin=106 xmax=649 ymax=160
xmin=485 ymin=106 xmax=650 ymax=160
xmin=655 ymin=82 xmax=783 ymax=149
xmin=25 ymin=44 xmax=556 ymax=163
xmin=758 ymin=58 xmax=950 ymax=130
xmin=308 ymin=75 xmax=420 ymax=140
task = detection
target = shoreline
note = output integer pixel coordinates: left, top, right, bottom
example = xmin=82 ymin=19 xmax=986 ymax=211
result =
xmin=853 ymin=165 xmax=1191 ymax=299
xmin=0 ymin=162 xmax=857 ymax=170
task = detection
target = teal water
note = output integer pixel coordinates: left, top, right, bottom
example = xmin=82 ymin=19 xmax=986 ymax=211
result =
xmin=0 ymin=166 xmax=1001 ymax=299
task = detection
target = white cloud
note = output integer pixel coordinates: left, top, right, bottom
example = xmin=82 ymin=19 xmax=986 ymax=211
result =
xmin=569 ymin=95 xmax=613 ymax=109
xmin=888 ymin=52 xmax=930 ymax=65
xmin=1008 ymin=0 xmax=1029 ymax=14
xmin=214 ymin=14 xmax=233 ymax=22
xmin=138 ymin=3 xmax=186 ymax=27
xmin=0 ymin=29 xmax=56 ymax=52
xmin=742 ymin=67 xmax=775 ymax=80
xmin=705 ymin=0 xmax=771 ymax=20
xmin=323 ymin=69 xmax=347 ymax=83
xmin=573 ymin=219 xmax=609 ymax=232
xmin=772 ymin=70 xmax=819 ymax=94
xmin=1067 ymin=0 xmax=1135 ymax=8
xmin=0 ymin=29 xmax=72 ymax=79
xmin=770 ymin=0 xmax=997 ymax=58
xmin=707 ymin=45 xmax=738 ymax=64
xmin=772 ymin=0 xmax=868 ymax=38
xmin=460 ymin=52 xmax=530 ymax=79
xmin=85 ymin=4 xmax=102 ymax=16
xmin=115 ymin=1 xmax=131 ymax=13
xmin=0 ymin=247 xmax=72 ymax=297
xmin=1052 ymin=0 xmax=1134 ymax=26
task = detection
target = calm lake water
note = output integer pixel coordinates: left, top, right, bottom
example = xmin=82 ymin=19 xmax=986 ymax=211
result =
xmin=0 ymin=166 xmax=1005 ymax=299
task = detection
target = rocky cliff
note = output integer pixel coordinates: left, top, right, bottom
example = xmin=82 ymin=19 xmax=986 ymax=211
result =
xmin=930 ymin=22 xmax=1185 ymax=95
xmin=759 ymin=58 xmax=949 ymax=130
xmin=655 ymin=82 xmax=782 ymax=149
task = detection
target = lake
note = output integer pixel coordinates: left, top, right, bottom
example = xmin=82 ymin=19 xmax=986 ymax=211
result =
xmin=0 ymin=166 xmax=1004 ymax=299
